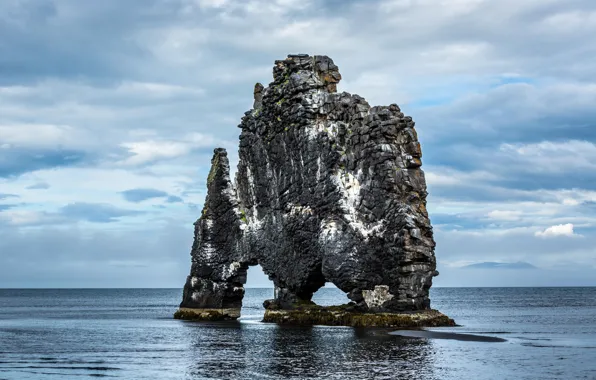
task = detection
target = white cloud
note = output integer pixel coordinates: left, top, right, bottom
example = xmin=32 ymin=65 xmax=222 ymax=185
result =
xmin=119 ymin=140 xmax=191 ymax=166
xmin=562 ymin=198 xmax=580 ymax=206
xmin=0 ymin=210 xmax=48 ymax=226
xmin=535 ymin=223 xmax=578 ymax=238
xmin=437 ymin=225 xmax=537 ymax=237
xmin=118 ymin=133 xmax=226 ymax=166
xmin=115 ymin=82 xmax=205 ymax=98
xmin=500 ymin=140 xmax=596 ymax=172
xmin=196 ymin=0 xmax=229 ymax=9
xmin=487 ymin=210 xmax=523 ymax=221
xmin=540 ymin=10 xmax=596 ymax=33
xmin=425 ymin=167 xmax=499 ymax=186
xmin=0 ymin=124 xmax=86 ymax=149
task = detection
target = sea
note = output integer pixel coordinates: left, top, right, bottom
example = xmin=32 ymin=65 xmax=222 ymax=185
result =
xmin=0 ymin=287 xmax=595 ymax=379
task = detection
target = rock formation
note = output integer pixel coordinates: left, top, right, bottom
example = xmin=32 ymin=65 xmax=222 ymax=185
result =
xmin=176 ymin=54 xmax=450 ymax=326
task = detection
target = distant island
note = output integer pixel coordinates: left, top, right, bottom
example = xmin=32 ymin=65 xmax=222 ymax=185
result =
xmin=175 ymin=54 xmax=454 ymax=328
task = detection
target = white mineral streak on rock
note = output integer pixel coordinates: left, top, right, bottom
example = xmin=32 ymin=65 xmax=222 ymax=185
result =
xmin=326 ymin=122 xmax=338 ymax=138
xmin=309 ymin=120 xmax=339 ymax=140
xmin=379 ymin=143 xmax=394 ymax=153
xmin=319 ymin=219 xmax=339 ymax=241
xmin=316 ymin=156 xmax=321 ymax=181
xmin=201 ymin=241 xmax=216 ymax=260
xmin=200 ymin=219 xmax=217 ymax=260
xmin=244 ymin=166 xmax=261 ymax=230
xmin=310 ymin=89 xmax=325 ymax=109
xmin=307 ymin=119 xmax=328 ymax=140
xmin=289 ymin=204 xmax=313 ymax=216
xmin=245 ymin=166 xmax=255 ymax=198
xmin=329 ymin=168 xmax=385 ymax=240
xmin=362 ymin=285 xmax=394 ymax=309
xmin=298 ymin=152 xmax=306 ymax=183
xmin=222 ymin=261 xmax=241 ymax=279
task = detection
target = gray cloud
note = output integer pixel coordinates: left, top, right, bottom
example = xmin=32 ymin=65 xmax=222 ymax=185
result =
xmin=0 ymin=193 xmax=19 ymax=200
xmin=0 ymin=222 xmax=193 ymax=288
xmin=26 ymin=182 xmax=51 ymax=190
xmin=59 ymin=202 xmax=144 ymax=223
xmin=0 ymin=148 xmax=90 ymax=177
xmin=462 ymin=262 xmax=537 ymax=270
xmin=166 ymin=195 xmax=184 ymax=203
xmin=121 ymin=188 xmax=170 ymax=203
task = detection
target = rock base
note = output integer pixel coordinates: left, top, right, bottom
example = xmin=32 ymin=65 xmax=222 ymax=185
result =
xmin=173 ymin=307 xmax=241 ymax=321
xmin=262 ymin=308 xmax=456 ymax=328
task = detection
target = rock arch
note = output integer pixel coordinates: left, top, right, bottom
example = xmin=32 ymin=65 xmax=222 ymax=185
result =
xmin=176 ymin=54 xmax=446 ymax=325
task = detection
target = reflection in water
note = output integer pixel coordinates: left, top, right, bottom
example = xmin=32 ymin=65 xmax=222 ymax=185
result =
xmin=186 ymin=321 xmax=247 ymax=379
xmin=185 ymin=321 xmax=436 ymax=379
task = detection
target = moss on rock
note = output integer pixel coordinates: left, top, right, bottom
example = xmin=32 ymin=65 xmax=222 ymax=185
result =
xmin=262 ymin=308 xmax=455 ymax=328
xmin=174 ymin=307 xmax=240 ymax=321
xmin=206 ymin=154 xmax=220 ymax=185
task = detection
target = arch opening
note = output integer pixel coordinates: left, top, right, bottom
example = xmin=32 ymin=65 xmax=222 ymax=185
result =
xmin=239 ymin=264 xmax=274 ymax=321
xmin=312 ymin=282 xmax=351 ymax=307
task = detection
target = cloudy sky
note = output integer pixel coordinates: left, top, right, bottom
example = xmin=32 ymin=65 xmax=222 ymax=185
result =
xmin=1 ymin=0 xmax=594 ymax=288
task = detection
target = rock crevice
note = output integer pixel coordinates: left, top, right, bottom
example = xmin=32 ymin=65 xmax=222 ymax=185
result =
xmin=178 ymin=54 xmax=442 ymax=322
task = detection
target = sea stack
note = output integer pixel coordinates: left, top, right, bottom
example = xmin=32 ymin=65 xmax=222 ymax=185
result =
xmin=175 ymin=54 xmax=454 ymax=328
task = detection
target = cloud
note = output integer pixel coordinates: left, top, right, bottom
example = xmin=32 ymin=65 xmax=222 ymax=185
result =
xmin=499 ymin=140 xmax=596 ymax=173
xmin=0 ymin=209 xmax=51 ymax=226
xmin=486 ymin=210 xmax=523 ymax=221
xmin=0 ymin=147 xmax=90 ymax=178
xmin=59 ymin=202 xmax=144 ymax=223
xmin=119 ymin=141 xmax=191 ymax=166
xmin=462 ymin=261 xmax=537 ymax=270
xmin=166 ymin=195 xmax=184 ymax=203
xmin=26 ymin=182 xmax=51 ymax=190
xmin=1 ymin=0 xmax=595 ymax=286
xmin=0 ymin=124 xmax=83 ymax=148
xmin=535 ymin=223 xmax=579 ymax=238
xmin=117 ymin=134 xmax=228 ymax=166
xmin=0 ymin=223 xmax=194 ymax=288
xmin=120 ymin=188 xmax=185 ymax=204
xmin=121 ymin=188 xmax=170 ymax=203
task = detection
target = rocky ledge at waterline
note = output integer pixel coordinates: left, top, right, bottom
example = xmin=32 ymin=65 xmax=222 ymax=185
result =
xmin=175 ymin=54 xmax=454 ymax=328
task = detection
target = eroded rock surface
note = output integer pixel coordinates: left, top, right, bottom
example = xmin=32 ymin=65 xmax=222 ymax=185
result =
xmin=178 ymin=54 xmax=439 ymax=321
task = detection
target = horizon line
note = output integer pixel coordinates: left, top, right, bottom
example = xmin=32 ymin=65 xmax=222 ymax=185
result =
xmin=0 ymin=286 xmax=595 ymax=290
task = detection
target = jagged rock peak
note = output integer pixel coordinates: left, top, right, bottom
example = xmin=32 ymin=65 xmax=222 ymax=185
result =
xmin=177 ymin=54 xmax=441 ymax=323
xmin=271 ymin=54 xmax=341 ymax=93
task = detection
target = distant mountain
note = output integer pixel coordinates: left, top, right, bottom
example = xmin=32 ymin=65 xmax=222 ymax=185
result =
xmin=462 ymin=261 xmax=537 ymax=269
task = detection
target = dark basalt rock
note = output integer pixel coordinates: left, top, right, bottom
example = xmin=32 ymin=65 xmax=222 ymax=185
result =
xmin=176 ymin=54 xmax=447 ymax=326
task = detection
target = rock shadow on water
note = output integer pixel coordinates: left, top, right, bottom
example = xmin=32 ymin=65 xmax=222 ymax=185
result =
xmin=390 ymin=330 xmax=507 ymax=343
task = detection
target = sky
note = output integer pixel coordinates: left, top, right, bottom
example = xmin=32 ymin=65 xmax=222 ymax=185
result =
xmin=0 ymin=0 xmax=595 ymax=288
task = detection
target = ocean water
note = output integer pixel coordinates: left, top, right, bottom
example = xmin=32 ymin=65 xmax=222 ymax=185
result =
xmin=0 ymin=288 xmax=595 ymax=379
